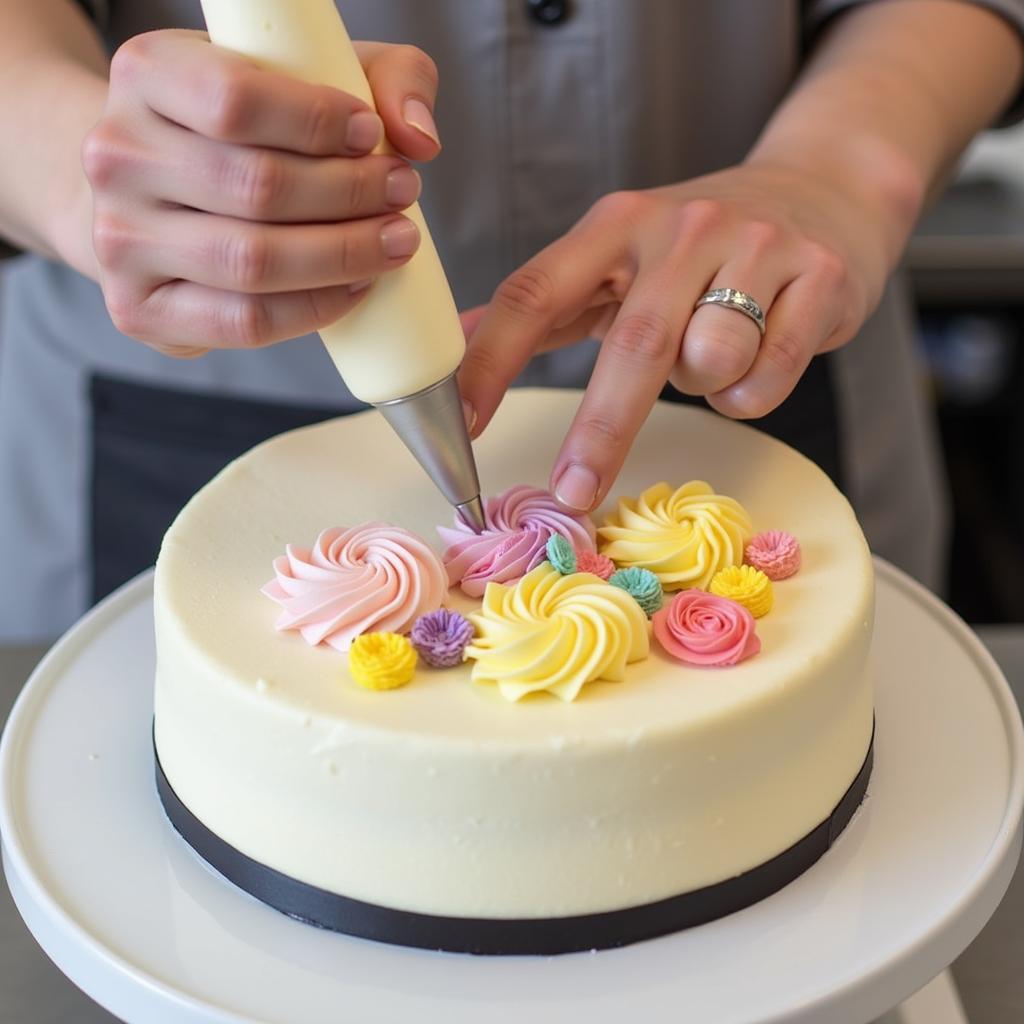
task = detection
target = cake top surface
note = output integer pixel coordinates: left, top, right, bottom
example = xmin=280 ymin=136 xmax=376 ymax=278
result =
xmin=155 ymin=389 xmax=873 ymax=745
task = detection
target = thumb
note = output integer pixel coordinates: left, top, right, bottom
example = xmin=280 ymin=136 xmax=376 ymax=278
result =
xmin=459 ymin=304 xmax=488 ymax=340
xmin=355 ymin=42 xmax=441 ymax=162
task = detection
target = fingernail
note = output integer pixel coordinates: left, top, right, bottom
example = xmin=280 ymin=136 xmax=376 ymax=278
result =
xmin=346 ymin=111 xmax=383 ymax=152
xmin=403 ymin=97 xmax=440 ymax=146
xmin=554 ymin=464 xmax=599 ymax=512
xmin=348 ymin=278 xmax=374 ymax=293
xmin=380 ymin=218 xmax=420 ymax=259
xmin=385 ymin=166 xmax=421 ymax=208
xmin=462 ymin=399 xmax=477 ymax=435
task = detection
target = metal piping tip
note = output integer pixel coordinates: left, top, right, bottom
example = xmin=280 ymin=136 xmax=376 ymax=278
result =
xmin=455 ymin=495 xmax=486 ymax=533
xmin=373 ymin=372 xmax=485 ymax=533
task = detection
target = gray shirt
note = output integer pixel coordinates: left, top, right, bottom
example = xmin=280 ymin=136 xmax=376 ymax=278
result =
xmin=2 ymin=0 xmax=1022 ymax=640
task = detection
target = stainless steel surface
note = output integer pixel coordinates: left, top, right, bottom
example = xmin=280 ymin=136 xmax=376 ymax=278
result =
xmin=374 ymin=372 xmax=484 ymax=532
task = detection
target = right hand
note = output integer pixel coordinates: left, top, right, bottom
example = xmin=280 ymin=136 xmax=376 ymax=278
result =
xmin=82 ymin=30 xmax=441 ymax=357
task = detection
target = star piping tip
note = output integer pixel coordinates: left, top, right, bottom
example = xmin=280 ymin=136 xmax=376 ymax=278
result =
xmin=456 ymin=495 xmax=487 ymax=533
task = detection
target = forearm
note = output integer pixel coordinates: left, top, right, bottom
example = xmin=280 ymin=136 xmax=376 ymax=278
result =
xmin=0 ymin=0 xmax=108 ymax=277
xmin=748 ymin=0 xmax=1024 ymax=266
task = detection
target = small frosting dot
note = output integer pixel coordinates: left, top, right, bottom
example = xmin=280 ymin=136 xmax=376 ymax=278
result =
xmin=546 ymin=533 xmax=578 ymax=575
xmin=348 ymin=632 xmax=417 ymax=690
xmin=410 ymin=609 xmax=475 ymax=668
xmin=609 ymin=566 xmax=664 ymax=617
xmin=745 ymin=530 xmax=801 ymax=581
xmin=576 ymin=549 xmax=616 ymax=580
xmin=709 ymin=564 xmax=773 ymax=618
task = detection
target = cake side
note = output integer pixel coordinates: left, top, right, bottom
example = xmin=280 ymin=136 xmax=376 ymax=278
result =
xmin=154 ymin=389 xmax=874 ymax=918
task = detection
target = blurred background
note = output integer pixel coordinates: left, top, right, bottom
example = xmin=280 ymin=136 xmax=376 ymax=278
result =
xmin=909 ymin=121 xmax=1024 ymax=624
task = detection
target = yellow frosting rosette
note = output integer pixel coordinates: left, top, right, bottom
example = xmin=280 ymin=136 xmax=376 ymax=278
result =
xmin=348 ymin=632 xmax=418 ymax=690
xmin=598 ymin=481 xmax=752 ymax=591
xmin=465 ymin=563 xmax=649 ymax=703
xmin=709 ymin=564 xmax=774 ymax=618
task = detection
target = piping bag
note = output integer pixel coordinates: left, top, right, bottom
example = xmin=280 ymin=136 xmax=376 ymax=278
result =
xmin=199 ymin=0 xmax=486 ymax=532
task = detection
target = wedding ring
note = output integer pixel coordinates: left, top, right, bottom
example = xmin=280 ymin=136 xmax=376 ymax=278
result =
xmin=695 ymin=288 xmax=766 ymax=336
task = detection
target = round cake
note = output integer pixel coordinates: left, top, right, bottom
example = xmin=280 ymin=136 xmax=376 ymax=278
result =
xmin=153 ymin=388 xmax=874 ymax=954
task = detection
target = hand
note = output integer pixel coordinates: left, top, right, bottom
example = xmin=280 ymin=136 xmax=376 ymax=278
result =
xmin=458 ymin=160 xmax=891 ymax=512
xmin=82 ymin=30 xmax=442 ymax=357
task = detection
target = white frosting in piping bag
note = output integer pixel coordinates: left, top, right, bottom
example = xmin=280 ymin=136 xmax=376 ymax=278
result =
xmin=199 ymin=0 xmax=465 ymax=403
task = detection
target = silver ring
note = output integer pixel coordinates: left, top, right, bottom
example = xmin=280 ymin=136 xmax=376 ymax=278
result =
xmin=695 ymin=288 xmax=766 ymax=336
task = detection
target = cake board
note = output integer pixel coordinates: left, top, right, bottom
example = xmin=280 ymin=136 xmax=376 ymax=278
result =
xmin=1 ymin=559 xmax=1021 ymax=1024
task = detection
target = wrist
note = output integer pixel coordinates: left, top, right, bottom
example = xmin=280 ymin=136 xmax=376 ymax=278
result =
xmin=48 ymin=167 xmax=101 ymax=280
xmin=745 ymin=131 xmax=926 ymax=269
xmin=35 ymin=62 xmax=106 ymax=279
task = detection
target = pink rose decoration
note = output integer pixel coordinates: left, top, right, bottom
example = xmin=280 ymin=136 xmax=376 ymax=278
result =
xmin=438 ymin=485 xmax=596 ymax=597
xmin=745 ymin=530 xmax=801 ymax=581
xmin=652 ymin=590 xmax=761 ymax=667
xmin=262 ymin=524 xmax=447 ymax=652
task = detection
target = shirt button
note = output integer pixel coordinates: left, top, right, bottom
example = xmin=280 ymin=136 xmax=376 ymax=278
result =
xmin=526 ymin=0 xmax=571 ymax=26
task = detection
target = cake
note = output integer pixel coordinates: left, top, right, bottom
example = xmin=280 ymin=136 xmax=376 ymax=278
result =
xmin=153 ymin=389 xmax=874 ymax=954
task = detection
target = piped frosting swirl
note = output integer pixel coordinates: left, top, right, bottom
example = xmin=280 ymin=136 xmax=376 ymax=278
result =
xmin=438 ymin=485 xmax=596 ymax=597
xmin=262 ymin=524 xmax=447 ymax=651
xmin=653 ymin=590 xmax=760 ymax=667
xmin=598 ymin=481 xmax=752 ymax=591
xmin=466 ymin=562 xmax=649 ymax=702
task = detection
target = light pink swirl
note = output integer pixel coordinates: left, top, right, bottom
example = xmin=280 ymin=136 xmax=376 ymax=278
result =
xmin=261 ymin=524 xmax=447 ymax=652
xmin=652 ymin=590 xmax=760 ymax=667
xmin=438 ymin=485 xmax=596 ymax=597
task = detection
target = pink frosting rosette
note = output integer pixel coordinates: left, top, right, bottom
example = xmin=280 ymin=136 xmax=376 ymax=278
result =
xmin=438 ymin=485 xmax=596 ymax=597
xmin=745 ymin=530 xmax=801 ymax=581
xmin=652 ymin=590 xmax=760 ymax=667
xmin=576 ymin=549 xmax=616 ymax=580
xmin=262 ymin=523 xmax=447 ymax=652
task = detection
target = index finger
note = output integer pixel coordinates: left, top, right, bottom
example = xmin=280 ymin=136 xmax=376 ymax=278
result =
xmin=458 ymin=227 xmax=625 ymax=439
xmin=110 ymin=30 xmax=383 ymax=156
xmin=549 ymin=274 xmax=687 ymax=513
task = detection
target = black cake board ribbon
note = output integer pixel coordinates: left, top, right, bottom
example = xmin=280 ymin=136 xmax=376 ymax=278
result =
xmin=154 ymin=725 xmax=874 ymax=956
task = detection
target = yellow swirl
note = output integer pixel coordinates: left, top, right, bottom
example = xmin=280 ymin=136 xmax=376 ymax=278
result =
xmin=709 ymin=564 xmax=774 ymax=618
xmin=466 ymin=563 xmax=649 ymax=702
xmin=348 ymin=632 xmax=417 ymax=690
xmin=598 ymin=481 xmax=752 ymax=591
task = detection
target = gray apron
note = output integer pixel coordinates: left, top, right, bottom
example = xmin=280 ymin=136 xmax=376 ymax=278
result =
xmin=5 ymin=0 xmax=1019 ymax=640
